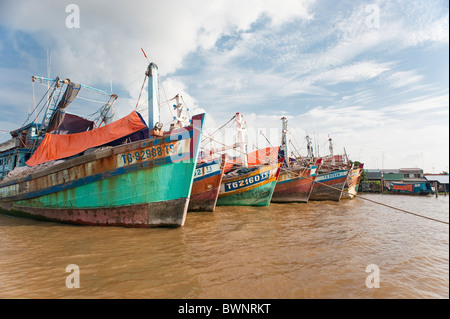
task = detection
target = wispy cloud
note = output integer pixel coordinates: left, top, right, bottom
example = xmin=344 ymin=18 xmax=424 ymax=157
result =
xmin=386 ymin=70 xmax=425 ymax=88
xmin=383 ymin=93 xmax=449 ymax=116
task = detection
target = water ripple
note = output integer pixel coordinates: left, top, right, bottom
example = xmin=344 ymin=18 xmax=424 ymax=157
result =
xmin=0 ymin=194 xmax=448 ymax=298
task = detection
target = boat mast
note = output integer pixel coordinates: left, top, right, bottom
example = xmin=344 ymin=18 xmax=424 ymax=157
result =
xmin=235 ymin=112 xmax=248 ymax=167
xmin=39 ymin=76 xmax=61 ymax=132
xmin=280 ymin=117 xmax=289 ymax=167
xmin=306 ymin=135 xmax=314 ymax=162
xmin=329 ymin=135 xmax=335 ymax=166
xmin=146 ymin=62 xmax=160 ymax=131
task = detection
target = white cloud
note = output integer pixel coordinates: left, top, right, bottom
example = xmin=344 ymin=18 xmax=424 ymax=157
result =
xmin=383 ymin=93 xmax=449 ymax=115
xmin=303 ymin=61 xmax=393 ymax=86
xmin=0 ymin=0 xmax=448 ymax=173
xmin=0 ymin=0 xmax=315 ymax=78
xmin=386 ymin=70 xmax=425 ymax=88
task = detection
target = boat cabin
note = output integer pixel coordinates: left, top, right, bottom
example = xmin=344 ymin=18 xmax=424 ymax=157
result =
xmin=0 ymin=123 xmax=41 ymax=179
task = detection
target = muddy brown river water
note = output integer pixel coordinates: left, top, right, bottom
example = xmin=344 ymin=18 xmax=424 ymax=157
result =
xmin=0 ymin=194 xmax=448 ymax=299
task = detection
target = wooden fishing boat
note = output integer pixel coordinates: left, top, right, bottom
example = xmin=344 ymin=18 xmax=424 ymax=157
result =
xmin=0 ymin=62 xmax=205 ymax=227
xmin=217 ymin=163 xmax=280 ymax=206
xmin=308 ymin=136 xmax=351 ymax=202
xmin=188 ymin=154 xmax=227 ymax=212
xmin=309 ymin=169 xmax=350 ymax=202
xmin=341 ymin=163 xmax=364 ymax=199
xmin=271 ymin=117 xmax=319 ymax=203
xmin=272 ymin=165 xmax=319 ymax=203
xmin=214 ymin=113 xmax=280 ymax=206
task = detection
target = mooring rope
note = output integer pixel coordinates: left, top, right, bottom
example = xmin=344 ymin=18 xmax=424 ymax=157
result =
xmin=353 ymin=195 xmax=449 ymax=225
xmin=192 ymin=124 xmax=449 ymax=226
xmin=278 ymin=163 xmax=449 ymax=225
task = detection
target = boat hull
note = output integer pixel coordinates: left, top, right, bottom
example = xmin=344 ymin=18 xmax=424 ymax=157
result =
xmin=341 ymin=167 xmax=363 ymax=200
xmin=272 ymin=165 xmax=318 ymax=203
xmin=217 ymin=164 xmax=280 ymax=206
xmin=309 ymin=169 xmax=349 ymax=202
xmin=0 ymin=198 xmax=189 ymax=227
xmin=188 ymin=154 xmax=226 ymax=212
xmin=0 ymin=114 xmax=205 ymax=227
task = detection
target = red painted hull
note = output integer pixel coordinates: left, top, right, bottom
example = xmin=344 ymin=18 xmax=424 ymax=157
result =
xmin=188 ymin=155 xmax=226 ymax=212
xmin=189 ymin=175 xmax=223 ymax=212
xmin=272 ymin=168 xmax=317 ymax=203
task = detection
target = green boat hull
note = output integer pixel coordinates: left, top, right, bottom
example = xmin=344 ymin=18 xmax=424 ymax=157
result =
xmin=217 ymin=163 xmax=280 ymax=207
xmin=216 ymin=179 xmax=277 ymax=206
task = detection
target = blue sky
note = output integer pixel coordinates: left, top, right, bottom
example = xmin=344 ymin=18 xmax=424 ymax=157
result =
xmin=0 ymin=0 xmax=448 ymax=173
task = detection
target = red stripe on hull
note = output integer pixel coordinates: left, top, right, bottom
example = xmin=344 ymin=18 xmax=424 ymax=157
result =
xmin=272 ymin=176 xmax=315 ymax=203
xmin=188 ymin=155 xmax=226 ymax=212
xmin=188 ymin=177 xmax=221 ymax=212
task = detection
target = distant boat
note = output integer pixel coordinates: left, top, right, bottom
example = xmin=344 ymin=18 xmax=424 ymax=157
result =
xmin=309 ymin=136 xmax=351 ymax=202
xmin=341 ymin=163 xmax=364 ymax=199
xmin=0 ymin=62 xmax=205 ymax=228
xmin=188 ymin=153 xmax=227 ymax=212
xmin=271 ymin=117 xmax=320 ymax=203
xmin=215 ymin=113 xmax=280 ymax=206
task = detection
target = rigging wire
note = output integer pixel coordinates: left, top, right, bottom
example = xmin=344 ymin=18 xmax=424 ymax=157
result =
xmin=160 ymin=82 xmax=175 ymax=119
xmin=76 ymin=95 xmax=111 ymax=104
xmin=20 ymin=83 xmax=53 ymax=128
xmin=135 ymin=75 xmax=147 ymax=110
xmin=201 ymin=114 xmax=236 ymax=146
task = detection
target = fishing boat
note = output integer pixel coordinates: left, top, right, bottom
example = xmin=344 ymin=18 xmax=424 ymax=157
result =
xmin=215 ymin=113 xmax=280 ymax=206
xmin=0 ymin=62 xmax=205 ymax=228
xmin=271 ymin=117 xmax=320 ymax=203
xmin=309 ymin=136 xmax=351 ymax=202
xmin=188 ymin=153 xmax=227 ymax=212
xmin=341 ymin=163 xmax=364 ymax=199
xmin=166 ymin=94 xmax=227 ymax=212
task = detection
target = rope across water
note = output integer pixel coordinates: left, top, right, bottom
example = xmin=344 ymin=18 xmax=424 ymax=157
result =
xmin=193 ymin=124 xmax=449 ymax=226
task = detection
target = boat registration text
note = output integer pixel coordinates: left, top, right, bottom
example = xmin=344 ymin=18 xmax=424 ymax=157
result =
xmin=224 ymin=171 xmax=270 ymax=192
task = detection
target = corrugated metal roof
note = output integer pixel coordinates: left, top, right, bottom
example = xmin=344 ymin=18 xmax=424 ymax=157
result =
xmin=365 ymin=170 xmax=382 ymax=179
xmin=399 ymin=168 xmax=423 ymax=174
xmin=382 ymin=174 xmax=404 ymax=181
xmin=0 ymin=139 xmax=15 ymax=153
xmin=380 ymin=169 xmax=399 ymax=174
xmin=404 ymin=178 xmax=428 ymax=183
xmin=424 ymin=175 xmax=449 ymax=184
